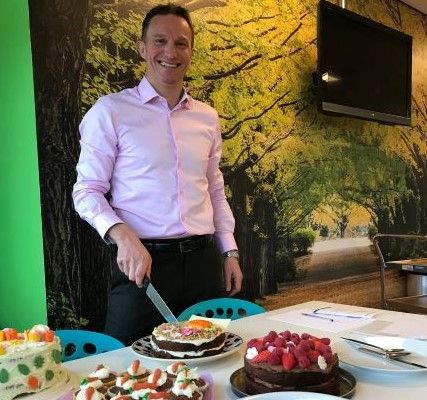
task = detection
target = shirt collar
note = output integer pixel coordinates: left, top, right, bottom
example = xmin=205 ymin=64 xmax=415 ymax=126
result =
xmin=138 ymin=77 xmax=191 ymax=109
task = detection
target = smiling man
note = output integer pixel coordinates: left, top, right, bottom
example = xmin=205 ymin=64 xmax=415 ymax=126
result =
xmin=72 ymin=3 xmax=243 ymax=345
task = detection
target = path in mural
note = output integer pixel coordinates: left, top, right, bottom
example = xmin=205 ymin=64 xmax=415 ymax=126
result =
xmin=262 ymin=237 xmax=406 ymax=312
xmin=295 ymin=237 xmax=378 ymax=283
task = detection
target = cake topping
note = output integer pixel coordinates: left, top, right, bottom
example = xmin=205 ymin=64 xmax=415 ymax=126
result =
xmin=127 ymin=359 xmax=147 ymax=376
xmin=89 ymin=364 xmax=110 ymax=380
xmin=147 ymin=368 xmax=167 ymax=387
xmin=80 ymin=377 xmax=103 ymax=390
xmin=246 ymin=330 xmax=334 ymax=371
xmin=153 ymin=321 xmax=223 ymax=341
xmin=76 ymin=386 xmax=105 ymax=400
xmin=166 ymin=361 xmax=187 ymax=375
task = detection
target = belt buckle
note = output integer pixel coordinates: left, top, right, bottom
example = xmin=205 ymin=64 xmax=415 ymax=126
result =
xmin=179 ymin=238 xmax=198 ymax=253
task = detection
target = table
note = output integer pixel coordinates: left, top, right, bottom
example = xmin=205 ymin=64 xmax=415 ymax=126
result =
xmin=64 ymin=301 xmax=427 ymax=399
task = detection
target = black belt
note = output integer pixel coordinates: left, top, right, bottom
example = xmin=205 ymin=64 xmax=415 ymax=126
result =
xmin=141 ymin=235 xmax=213 ymax=253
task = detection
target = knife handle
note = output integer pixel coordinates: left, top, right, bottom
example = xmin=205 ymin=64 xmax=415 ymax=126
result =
xmin=142 ymin=277 xmax=150 ymax=291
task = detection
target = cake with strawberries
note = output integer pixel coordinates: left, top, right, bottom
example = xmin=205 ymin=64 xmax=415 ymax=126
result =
xmin=151 ymin=320 xmax=225 ymax=359
xmin=0 ymin=325 xmax=66 ymax=400
xmin=244 ymin=330 xmax=339 ymax=395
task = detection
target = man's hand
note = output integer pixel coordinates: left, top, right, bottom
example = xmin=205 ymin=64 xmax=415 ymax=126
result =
xmin=107 ymin=223 xmax=152 ymax=287
xmin=224 ymin=257 xmax=243 ymax=296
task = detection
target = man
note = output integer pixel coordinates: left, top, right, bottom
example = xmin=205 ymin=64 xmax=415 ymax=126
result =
xmin=73 ymin=3 xmax=243 ymax=345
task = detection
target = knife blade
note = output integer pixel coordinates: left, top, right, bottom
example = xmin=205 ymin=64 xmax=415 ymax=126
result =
xmin=143 ymin=278 xmax=178 ymax=323
xmin=357 ymin=347 xmax=427 ymax=369
xmin=341 ymin=337 xmax=404 ymax=353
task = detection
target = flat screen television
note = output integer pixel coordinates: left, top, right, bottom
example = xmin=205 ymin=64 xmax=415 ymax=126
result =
xmin=317 ymin=0 xmax=412 ymax=125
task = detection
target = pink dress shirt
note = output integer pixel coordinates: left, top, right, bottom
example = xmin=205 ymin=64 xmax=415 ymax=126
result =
xmin=72 ymin=78 xmax=237 ymax=253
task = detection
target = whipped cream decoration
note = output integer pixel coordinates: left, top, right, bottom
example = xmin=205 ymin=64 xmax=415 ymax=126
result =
xmin=246 ymin=347 xmax=258 ymax=360
xmin=30 ymin=324 xmax=50 ymax=335
xmin=115 ymin=374 xmax=136 ymax=390
xmin=127 ymin=359 xmax=146 ymax=376
xmin=172 ymin=379 xmax=197 ymax=398
xmin=318 ymin=355 xmax=328 ymax=370
xmin=89 ymin=364 xmax=110 ymax=380
xmin=80 ymin=377 xmax=103 ymax=390
xmin=147 ymin=368 xmax=167 ymax=387
xmin=150 ymin=339 xmax=224 ymax=358
xmin=166 ymin=361 xmax=187 ymax=375
xmin=76 ymin=387 xmax=105 ymax=400
xmin=110 ymin=395 xmax=132 ymax=400
xmin=176 ymin=367 xmax=199 ymax=382
xmin=130 ymin=387 xmax=152 ymax=399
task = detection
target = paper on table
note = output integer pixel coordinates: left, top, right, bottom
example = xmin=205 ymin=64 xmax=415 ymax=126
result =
xmin=268 ymin=308 xmax=376 ymax=333
xmin=312 ymin=306 xmax=376 ymax=319
xmin=189 ymin=314 xmax=231 ymax=330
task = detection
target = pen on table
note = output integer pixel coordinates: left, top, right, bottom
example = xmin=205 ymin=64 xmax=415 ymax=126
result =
xmin=301 ymin=312 xmax=334 ymax=322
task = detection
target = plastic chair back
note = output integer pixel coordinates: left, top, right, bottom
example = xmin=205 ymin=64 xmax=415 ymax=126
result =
xmin=177 ymin=298 xmax=266 ymax=321
xmin=56 ymin=329 xmax=124 ymax=362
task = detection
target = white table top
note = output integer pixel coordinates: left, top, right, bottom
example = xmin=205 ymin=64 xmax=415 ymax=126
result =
xmin=62 ymin=301 xmax=427 ymax=399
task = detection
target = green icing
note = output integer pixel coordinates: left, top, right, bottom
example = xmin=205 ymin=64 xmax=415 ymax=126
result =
xmin=45 ymin=369 xmax=54 ymax=381
xmin=0 ymin=369 xmax=9 ymax=383
xmin=18 ymin=364 xmax=30 ymax=375
xmin=34 ymin=355 xmax=45 ymax=368
xmin=52 ymin=349 xmax=62 ymax=364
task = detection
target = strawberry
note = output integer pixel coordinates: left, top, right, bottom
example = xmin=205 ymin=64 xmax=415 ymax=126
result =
xmin=320 ymin=337 xmax=331 ymax=345
xmin=297 ymin=354 xmax=311 ymax=369
xmin=252 ymin=350 xmax=270 ymax=363
xmin=279 ymin=330 xmax=291 ymax=341
xmin=298 ymin=339 xmax=311 ymax=351
xmin=314 ymin=340 xmax=331 ymax=354
xmin=282 ymin=352 xmax=296 ymax=371
xmin=307 ymin=350 xmax=320 ymax=363
xmin=267 ymin=352 xmax=282 ymax=365
xmin=273 ymin=337 xmax=287 ymax=348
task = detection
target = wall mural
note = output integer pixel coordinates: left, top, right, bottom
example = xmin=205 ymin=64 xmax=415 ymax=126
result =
xmin=29 ymin=0 xmax=427 ymax=330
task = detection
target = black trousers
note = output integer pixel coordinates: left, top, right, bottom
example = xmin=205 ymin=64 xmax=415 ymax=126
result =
xmin=104 ymin=237 xmax=223 ymax=345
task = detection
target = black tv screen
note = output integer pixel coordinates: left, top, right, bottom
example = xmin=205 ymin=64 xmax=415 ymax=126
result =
xmin=317 ymin=0 xmax=412 ymax=125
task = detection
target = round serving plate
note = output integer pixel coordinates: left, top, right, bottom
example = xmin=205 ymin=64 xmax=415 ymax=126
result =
xmin=229 ymin=367 xmax=356 ymax=399
xmin=132 ymin=332 xmax=243 ymax=364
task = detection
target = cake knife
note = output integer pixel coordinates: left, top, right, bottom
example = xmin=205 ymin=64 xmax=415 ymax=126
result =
xmin=357 ymin=347 xmax=427 ymax=369
xmin=143 ymin=278 xmax=178 ymax=323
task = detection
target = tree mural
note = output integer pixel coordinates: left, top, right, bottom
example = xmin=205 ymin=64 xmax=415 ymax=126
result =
xmin=30 ymin=0 xmax=427 ymax=329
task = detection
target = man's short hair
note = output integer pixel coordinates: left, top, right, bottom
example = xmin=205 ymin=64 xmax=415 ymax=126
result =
xmin=142 ymin=3 xmax=194 ymax=46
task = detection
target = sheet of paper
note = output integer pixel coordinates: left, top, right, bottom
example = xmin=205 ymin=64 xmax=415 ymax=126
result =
xmin=268 ymin=308 xmax=377 ymax=333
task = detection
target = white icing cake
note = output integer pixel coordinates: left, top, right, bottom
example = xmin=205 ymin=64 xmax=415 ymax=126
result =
xmin=0 ymin=326 xmax=65 ymax=400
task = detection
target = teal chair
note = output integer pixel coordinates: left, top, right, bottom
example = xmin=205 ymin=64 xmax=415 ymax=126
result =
xmin=56 ymin=329 xmax=124 ymax=362
xmin=177 ymin=298 xmax=266 ymax=321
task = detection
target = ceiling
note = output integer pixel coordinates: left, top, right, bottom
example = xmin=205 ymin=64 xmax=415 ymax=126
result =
xmin=400 ymin=0 xmax=427 ymax=15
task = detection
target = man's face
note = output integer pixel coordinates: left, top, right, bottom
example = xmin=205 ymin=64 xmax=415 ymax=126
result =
xmin=138 ymin=14 xmax=193 ymax=91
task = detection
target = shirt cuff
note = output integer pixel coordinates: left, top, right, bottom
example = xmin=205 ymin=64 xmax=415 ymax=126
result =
xmin=92 ymin=211 xmax=124 ymax=242
xmin=214 ymin=232 xmax=238 ymax=254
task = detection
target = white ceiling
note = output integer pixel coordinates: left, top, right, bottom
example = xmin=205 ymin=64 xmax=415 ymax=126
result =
xmin=400 ymin=0 xmax=427 ymax=15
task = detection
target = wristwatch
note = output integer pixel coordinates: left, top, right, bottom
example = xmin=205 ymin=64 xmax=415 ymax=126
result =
xmin=223 ymin=249 xmax=239 ymax=260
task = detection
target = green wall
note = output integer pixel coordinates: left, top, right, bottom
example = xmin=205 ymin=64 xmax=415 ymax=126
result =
xmin=0 ymin=0 xmax=47 ymax=329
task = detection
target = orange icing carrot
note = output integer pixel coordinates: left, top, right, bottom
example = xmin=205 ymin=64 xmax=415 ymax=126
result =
xmin=28 ymin=375 xmax=39 ymax=390
xmin=131 ymin=359 xmax=140 ymax=374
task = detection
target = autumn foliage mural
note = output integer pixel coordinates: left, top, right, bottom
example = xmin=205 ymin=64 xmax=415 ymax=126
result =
xmin=29 ymin=0 xmax=427 ymax=329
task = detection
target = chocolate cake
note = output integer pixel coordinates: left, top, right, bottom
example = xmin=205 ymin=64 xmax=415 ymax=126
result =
xmin=244 ymin=330 xmax=340 ymax=395
xmin=151 ymin=320 xmax=225 ymax=359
